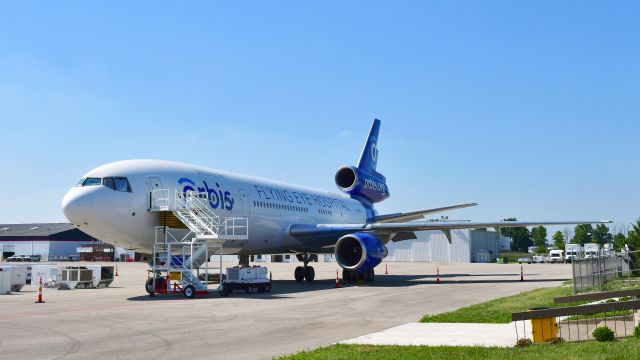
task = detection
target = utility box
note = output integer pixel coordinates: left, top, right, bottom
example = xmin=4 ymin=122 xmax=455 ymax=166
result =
xmin=59 ymin=267 xmax=93 ymax=289
xmin=31 ymin=265 xmax=60 ymax=288
xmin=85 ymin=265 xmax=115 ymax=288
xmin=0 ymin=268 xmax=12 ymax=294
xmin=219 ymin=266 xmax=271 ymax=296
xmin=0 ymin=266 xmax=27 ymax=292
xmin=529 ymin=308 xmax=558 ymax=343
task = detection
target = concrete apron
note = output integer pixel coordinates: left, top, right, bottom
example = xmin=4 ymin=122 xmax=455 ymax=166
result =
xmin=339 ymin=322 xmax=532 ymax=347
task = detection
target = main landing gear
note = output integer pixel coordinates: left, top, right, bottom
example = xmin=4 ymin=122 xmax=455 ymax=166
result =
xmin=342 ymin=268 xmax=375 ymax=283
xmin=294 ymin=253 xmax=317 ymax=282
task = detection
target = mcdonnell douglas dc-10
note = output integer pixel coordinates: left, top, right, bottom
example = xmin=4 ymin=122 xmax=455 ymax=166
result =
xmin=62 ymin=119 xmax=610 ymax=283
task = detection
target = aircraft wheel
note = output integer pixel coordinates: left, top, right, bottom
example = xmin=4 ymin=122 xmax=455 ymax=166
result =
xmin=145 ymin=278 xmax=155 ymax=297
xmin=294 ymin=266 xmax=305 ymax=282
xmin=184 ymin=285 xmax=196 ymax=299
xmin=304 ymin=266 xmax=315 ymax=282
xmin=365 ymin=269 xmax=375 ymax=282
xmin=342 ymin=269 xmax=350 ymax=282
xmin=343 ymin=269 xmax=358 ymax=283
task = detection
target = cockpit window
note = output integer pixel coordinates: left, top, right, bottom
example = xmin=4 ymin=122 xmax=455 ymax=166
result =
xmin=115 ymin=177 xmax=131 ymax=192
xmin=103 ymin=177 xmax=132 ymax=192
xmin=103 ymin=177 xmax=115 ymax=190
xmin=75 ymin=178 xmax=86 ymax=187
xmin=82 ymin=178 xmax=102 ymax=187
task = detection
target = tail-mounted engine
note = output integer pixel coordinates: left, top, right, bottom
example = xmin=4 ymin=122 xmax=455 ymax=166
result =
xmin=335 ymin=166 xmax=390 ymax=204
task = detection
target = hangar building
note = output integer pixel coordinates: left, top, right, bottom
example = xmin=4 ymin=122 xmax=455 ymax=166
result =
xmin=0 ymin=223 xmax=135 ymax=261
xmin=237 ymin=229 xmax=507 ymax=264
xmin=384 ymin=229 xmax=505 ymax=263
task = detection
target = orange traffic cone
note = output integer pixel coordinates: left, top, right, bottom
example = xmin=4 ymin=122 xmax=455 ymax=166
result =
xmin=520 ymin=265 xmax=524 ymax=281
xmin=436 ymin=267 xmax=441 ymax=284
xmin=35 ymin=276 xmax=45 ymax=303
xmin=335 ymin=270 xmax=341 ymax=288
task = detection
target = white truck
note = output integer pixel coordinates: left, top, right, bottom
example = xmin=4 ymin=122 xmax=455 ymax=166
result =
xmin=548 ymin=249 xmax=565 ymax=263
xmin=584 ymin=243 xmax=600 ymax=258
xmin=565 ymin=244 xmax=583 ymax=262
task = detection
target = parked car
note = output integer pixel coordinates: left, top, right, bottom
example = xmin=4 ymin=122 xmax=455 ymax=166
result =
xmin=7 ymin=255 xmax=28 ymax=262
xmin=517 ymin=257 xmax=532 ymax=264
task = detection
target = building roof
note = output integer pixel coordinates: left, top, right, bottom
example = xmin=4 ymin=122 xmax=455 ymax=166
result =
xmin=0 ymin=223 xmax=76 ymax=237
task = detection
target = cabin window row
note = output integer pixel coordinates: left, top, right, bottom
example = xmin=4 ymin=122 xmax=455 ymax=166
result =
xmin=319 ymin=209 xmax=333 ymax=216
xmin=253 ymin=201 xmax=308 ymax=213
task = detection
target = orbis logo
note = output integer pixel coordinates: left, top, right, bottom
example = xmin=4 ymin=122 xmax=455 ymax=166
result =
xmin=363 ymin=178 xmax=387 ymax=196
xmin=178 ymin=178 xmax=234 ymax=211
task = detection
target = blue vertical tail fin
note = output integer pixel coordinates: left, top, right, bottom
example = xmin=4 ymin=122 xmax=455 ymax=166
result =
xmin=335 ymin=119 xmax=389 ymax=216
xmin=357 ymin=119 xmax=381 ymax=174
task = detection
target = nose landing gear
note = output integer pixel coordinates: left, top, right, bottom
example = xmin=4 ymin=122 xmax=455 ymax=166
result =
xmin=294 ymin=253 xmax=316 ymax=282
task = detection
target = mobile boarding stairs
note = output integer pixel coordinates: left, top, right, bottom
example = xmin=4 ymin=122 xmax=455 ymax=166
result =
xmin=148 ymin=189 xmax=249 ymax=298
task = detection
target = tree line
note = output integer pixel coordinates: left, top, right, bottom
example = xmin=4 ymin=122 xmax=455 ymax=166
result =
xmin=500 ymin=218 xmax=640 ymax=252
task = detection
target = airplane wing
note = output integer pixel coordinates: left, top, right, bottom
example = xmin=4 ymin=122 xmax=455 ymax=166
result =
xmin=289 ymin=219 xmax=612 ymax=246
xmin=373 ymin=203 xmax=478 ymax=223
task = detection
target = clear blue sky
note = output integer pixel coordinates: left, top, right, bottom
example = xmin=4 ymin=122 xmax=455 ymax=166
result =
xmin=1 ymin=2 xmax=638 ymax=236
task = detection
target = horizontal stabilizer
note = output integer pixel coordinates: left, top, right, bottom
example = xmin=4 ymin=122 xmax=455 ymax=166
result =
xmin=373 ymin=203 xmax=478 ymax=223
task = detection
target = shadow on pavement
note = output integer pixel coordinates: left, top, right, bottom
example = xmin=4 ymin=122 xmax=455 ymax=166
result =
xmin=126 ymin=272 xmax=568 ymax=301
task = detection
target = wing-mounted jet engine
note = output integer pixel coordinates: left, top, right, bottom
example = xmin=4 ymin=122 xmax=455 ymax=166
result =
xmin=335 ymin=232 xmax=387 ymax=282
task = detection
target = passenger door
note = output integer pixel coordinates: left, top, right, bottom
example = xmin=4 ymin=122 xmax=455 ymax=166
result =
xmin=147 ymin=176 xmax=164 ymax=209
xmin=238 ymin=189 xmax=250 ymax=217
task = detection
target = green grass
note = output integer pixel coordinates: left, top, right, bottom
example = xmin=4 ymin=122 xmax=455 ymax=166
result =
xmin=420 ymin=286 xmax=573 ymax=323
xmin=280 ymin=341 xmax=640 ymax=360
xmin=499 ymin=251 xmax=532 ymax=262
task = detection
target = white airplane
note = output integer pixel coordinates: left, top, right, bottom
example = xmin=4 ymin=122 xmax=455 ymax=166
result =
xmin=62 ymin=119 xmax=610 ymax=282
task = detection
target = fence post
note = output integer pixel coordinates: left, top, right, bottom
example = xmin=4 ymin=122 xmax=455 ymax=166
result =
xmin=572 ymin=258 xmax=577 ymax=294
xmin=598 ymin=254 xmax=602 ymax=291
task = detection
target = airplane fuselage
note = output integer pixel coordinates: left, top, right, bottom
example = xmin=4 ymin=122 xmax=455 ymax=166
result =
xmin=62 ymin=159 xmax=367 ymax=254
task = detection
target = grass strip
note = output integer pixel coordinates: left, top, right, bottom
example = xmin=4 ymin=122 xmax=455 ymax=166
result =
xmin=281 ymin=340 xmax=640 ymax=360
xmin=420 ymin=286 xmax=572 ymax=323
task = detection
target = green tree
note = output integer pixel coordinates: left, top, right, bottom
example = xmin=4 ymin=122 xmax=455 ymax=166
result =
xmin=553 ymin=231 xmax=565 ymax=250
xmin=572 ymin=224 xmax=593 ymax=245
xmin=593 ymin=224 xmax=613 ymax=245
xmin=531 ymin=226 xmax=547 ymax=248
xmin=627 ymin=219 xmax=640 ymax=251
xmin=500 ymin=218 xmax=532 ymax=252
xmin=613 ymin=232 xmax=627 ymax=252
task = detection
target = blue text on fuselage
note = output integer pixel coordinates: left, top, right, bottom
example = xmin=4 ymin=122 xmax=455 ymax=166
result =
xmin=178 ymin=178 xmax=234 ymax=211
xmin=254 ymin=185 xmax=348 ymax=210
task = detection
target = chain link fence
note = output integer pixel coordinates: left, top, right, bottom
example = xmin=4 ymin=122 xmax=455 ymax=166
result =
xmin=572 ymin=251 xmax=640 ymax=293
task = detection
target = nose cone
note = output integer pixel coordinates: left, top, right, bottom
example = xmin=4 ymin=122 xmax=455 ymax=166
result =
xmin=62 ymin=187 xmax=94 ymax=226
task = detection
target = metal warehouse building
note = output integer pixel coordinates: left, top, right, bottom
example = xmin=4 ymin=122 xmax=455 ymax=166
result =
xmin=383 ymin=229 xmax=505 ymax=263
xmin=243 ymin=229 xmax=507 ymax=264
xmin=0 ymin=223 xmax=121 ymax=261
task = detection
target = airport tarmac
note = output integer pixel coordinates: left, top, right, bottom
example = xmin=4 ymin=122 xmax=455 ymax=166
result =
xmin=0 ymin=261 xmax=572 ymax=359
